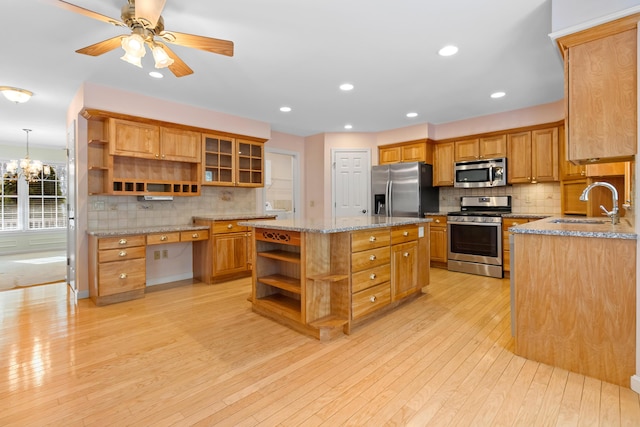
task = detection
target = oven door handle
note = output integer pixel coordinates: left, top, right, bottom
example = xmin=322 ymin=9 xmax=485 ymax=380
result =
xmin=447 ymin=219 xmax=502 ymax=226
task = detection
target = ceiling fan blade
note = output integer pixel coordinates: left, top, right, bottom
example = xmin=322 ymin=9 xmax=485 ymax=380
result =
xmin=135 ymin=0 xmax=167 ymax=29
xmin=158 ymin=43 xmax=194 ymax=77
xmin=53 ymin=0 xmax=126 ymax=27
xmin=76 ymin=36 xmax=124 ymax=56
xmin=158 ymin=31 xmax=234 ymax=57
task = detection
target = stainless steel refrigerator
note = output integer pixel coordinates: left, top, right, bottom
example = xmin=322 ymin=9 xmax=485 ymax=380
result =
xmin=371 ymin=162 xmax=439 ymax=217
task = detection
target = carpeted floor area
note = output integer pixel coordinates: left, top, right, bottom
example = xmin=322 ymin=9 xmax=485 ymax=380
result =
xmin=0 ymin=251 xmax=66 ymax=291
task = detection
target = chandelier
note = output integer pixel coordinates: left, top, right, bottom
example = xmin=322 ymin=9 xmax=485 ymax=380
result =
xmin=6 ymin=129 xmax=50 ymax=182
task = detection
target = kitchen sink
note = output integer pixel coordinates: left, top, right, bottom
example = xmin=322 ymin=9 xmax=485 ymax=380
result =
xmin=550 ymin=218 xmax=609 ymax=225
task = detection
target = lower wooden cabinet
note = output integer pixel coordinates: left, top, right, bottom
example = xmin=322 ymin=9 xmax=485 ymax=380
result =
xmin=89 ymin=234 xmax=147 ymax=306
xmin=426 ymin=215 xmax=447 ymax=267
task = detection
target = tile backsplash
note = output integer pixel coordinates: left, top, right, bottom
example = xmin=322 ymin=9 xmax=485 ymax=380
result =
xmin=439 ymin=182 xmax=561 ymax=214
xmin=88 ymin=186 xmax=257 ymax=231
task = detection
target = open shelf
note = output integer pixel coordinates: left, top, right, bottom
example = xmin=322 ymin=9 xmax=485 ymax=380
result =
xmin=307 ymin=274 xmax=349 ymax=282
xmin=257 ymin=250 xmax=301 ymax=264
xmin=309 ymin=314 xmax=348 ymax=329
xmin=256 ymin=294 xmax=301 ymax=322
xmin=259 ymin=274 xmax=301 ymax=294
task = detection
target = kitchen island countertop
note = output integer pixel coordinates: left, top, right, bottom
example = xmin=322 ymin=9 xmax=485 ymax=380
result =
xmin=238 ymin=216 xmax=431 ymax=233
xmin=509 ymin=216 xmax=636 ymax=239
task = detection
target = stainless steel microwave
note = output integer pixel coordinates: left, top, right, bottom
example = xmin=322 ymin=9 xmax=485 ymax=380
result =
xmin=454 ymin=157 xmax=507 ymax=188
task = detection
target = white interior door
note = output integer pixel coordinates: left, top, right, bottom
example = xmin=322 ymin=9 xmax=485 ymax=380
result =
xmin=332 ymin=149 xmax=371 ymax=217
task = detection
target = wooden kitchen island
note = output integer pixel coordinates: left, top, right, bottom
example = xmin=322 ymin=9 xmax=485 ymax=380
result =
xmin=239 ymin=217 xmax=431 ymax=340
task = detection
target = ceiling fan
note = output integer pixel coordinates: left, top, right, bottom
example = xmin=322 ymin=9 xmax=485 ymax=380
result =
xmin=55 ymin=0 xmax=234 ymax=77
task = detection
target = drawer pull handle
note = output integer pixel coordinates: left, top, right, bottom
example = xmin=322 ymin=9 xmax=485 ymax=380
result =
xmin=369 ymin=254 xmax=376 ymax=261
xmin=403 ymin=252 xmax=410 ymax=257
xmin=118 ymin=239 xmax=127 ymax=245
xmin=370 ymin=273 xmax=376 ymax=280
xmin=119 ymin=273 xmax=127 ymax=279
xmin=370 ymin=295 xmax=377 ymax=303
xmin=403 ymin=231 xmax=409 ymax=237
xmin=227 ymin=224 xmax=234 ymax=229
xmin=435 ymin=219 xmax=440 ymax=223
xmin=192 ymin=233 xmax=199 ymax=238
xmin=369 ymin=236 xmax=376 ymax=242
xmin=160 ymin=235 xmax=168 ymax=241
xmin=119 ymin=251 xmax=127 ymax=257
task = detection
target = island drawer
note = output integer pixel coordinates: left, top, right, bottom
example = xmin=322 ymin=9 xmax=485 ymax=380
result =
xmin=352 ymin=265 xmax=391 ymax=293
xmin=351 ymin=229 xmax=390 ymax=252
xmin=352 ymin=282 xmax=391 ymax=320
xmin=180 ymin=230 xmax=209 ymax=242
xmin=97 ymin=258 xmax=146 ymax=296
xmin=98 ymin=246 xmax=146 ymax=263
xmin=212 ymin=221 xmax=248 ymax=234
xmin=351 ymin=246 xmax=390 ymax=273
xmin=98 ymin=235 xmax=146 ymax=250
xmin=147 ymin=232 xmax=181 ymax=245
xmin=391 ymin=225 xmax=419 ymax=245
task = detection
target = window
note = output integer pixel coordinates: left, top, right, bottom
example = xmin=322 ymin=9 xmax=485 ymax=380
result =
xmin=1 ymin=162 xmax=67 ymax=231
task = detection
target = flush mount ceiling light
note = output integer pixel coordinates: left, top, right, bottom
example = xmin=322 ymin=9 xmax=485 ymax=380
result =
xmin=491 ymin=91 xmax=506 ymax=99
xmin=280 ymin=106 xmax=292 ymax=113
xmin=344 ymin=124 xmax=353 ymax=130
xmin=438 ymin=45 xmax=459 ymax=57
xmin=406 ymin=112 xmax=418 ymax=118
xmin=148 ymin=71 xmax=164 ymax=78
xmin=0 ymin=86 xmax=33 ymax=103
xmin=339 ymin=83 xmax=354 ymax=91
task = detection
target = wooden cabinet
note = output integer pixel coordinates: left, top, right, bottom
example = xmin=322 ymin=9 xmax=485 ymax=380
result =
xmin=108 ymin=118 xmax=201 ymax=163
xmin=502 ymin=218 xmax=536 ymax=276
xmin=455 ymin=135 xmax=506 ymax=161
xmin=202 ymin=134 xmax=265 ymax=187
xmin=558 ymin=16 xmax=638 ymax=163
xmin=560 ymin=177 xmax=626 ymax=217
xmin=507 ymin=127 xmax=559 ymax=184
xmin=426 ymin=215 xmax=447 ymax=267
xmin=350 ymin=229 xmax=391 ymax=319
xmin=390 ymin=225 xmax=419 ymax=301
xmin=559 ymin=124 xmax=587 ymax=180
xmin=192 ymin=218 xmax=270 ymax=284
xmin=378 ymin=140 xmax=429 ymax=165
xmin=434 ymin=142 xmax=455 ymax=186
xmin=89 ymin=234 xmax=146 ymax=306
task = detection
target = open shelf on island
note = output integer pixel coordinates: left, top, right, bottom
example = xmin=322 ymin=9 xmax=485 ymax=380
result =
xmin=307 ymin=273 xmax=349 ymax=283
xmin=256 ymin=294 xmax=301 ymax=321
xmin=259 ymin=274 xmax=301 ymax=294
xmin=257 ymin=250 xmax=301 ymax=263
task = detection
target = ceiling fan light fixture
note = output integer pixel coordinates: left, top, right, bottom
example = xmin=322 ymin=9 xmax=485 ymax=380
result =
xmin=0 ymin=86 xmax=33 ymax=103
xmin=120 ymin=34 xmax=146 ymax=67
xmin=151 ymin=45 xmax=174 ymax=68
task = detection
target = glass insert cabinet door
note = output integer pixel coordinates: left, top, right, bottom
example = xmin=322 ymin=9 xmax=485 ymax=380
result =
xmin=203 ymin=134 xmax=234 ymax=185
xmin=236 ymin=140 xmax=263 ymax=186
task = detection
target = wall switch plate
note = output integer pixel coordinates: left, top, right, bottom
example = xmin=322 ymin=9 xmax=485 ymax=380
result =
xmin=162 ymin=249 xmax=168 ymax=259
xmin=154 ymin=250 xmax=160 ymax=260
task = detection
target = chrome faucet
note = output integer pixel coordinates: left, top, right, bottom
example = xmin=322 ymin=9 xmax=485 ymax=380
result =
xmin=579 ymin=181 xmax=619 ymax=224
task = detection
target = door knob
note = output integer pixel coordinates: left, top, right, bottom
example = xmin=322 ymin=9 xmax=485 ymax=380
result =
xmin=362 ymin=209 xmax=367 ymax=214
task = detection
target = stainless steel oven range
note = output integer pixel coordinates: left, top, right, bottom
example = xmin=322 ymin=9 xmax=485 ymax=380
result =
xmin=447 ymin=196 xmax=511 ymax=278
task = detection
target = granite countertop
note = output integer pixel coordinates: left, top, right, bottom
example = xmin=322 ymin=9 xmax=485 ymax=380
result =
xmin=88 ymin=224 xmax=209 ymax=237
xmin=425 ymin=212 xmax=551 ymax=219
xmin=509 ymin=216 xmax=636 ymax=240
xmin=238 ymin=216 xmax=432 ymax=233
xmin=192 ymin=213 xmax=278 ymax=221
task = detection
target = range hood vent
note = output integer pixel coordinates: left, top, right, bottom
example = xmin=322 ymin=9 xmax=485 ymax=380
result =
xmin=137 ymin=195 xmax=174 ymax=201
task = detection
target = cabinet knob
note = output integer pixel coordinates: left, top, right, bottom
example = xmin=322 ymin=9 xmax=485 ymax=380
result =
xmin=370 ymin=273 xmax=376 ymax=280
xmin=192 ymin=233 xmax=199 ymax=238
xmin=227 ymin=224 xmax=234 ymax=229
xmin=403 ymin=252 xmax=410 ymax=257
xmin=370 ymin=295 xmax=377 ymax=303
xmin=155 ymin=154 xmax=159 ymax=158
xmin=512 ymin=222 xmax=518 ymax=226
xmin=119 ymin=251 xmax=127 ymax=257
xmin=118 ymin=239 xmax=127 ymax=245
xmin=369 ymin=254 xmax=376 ymax=261
xmin=161 ymin=154 xmax=165 ymax=159
xmin=403 ymin=231 xmax=409 ymax=237
xmin=119 ymin=273 xmax=127 ymax=279
xmin=435 ymin=219 xmax=440 ymax=224
xmin=369 ymin=236 xmax=376 ymax=242
xmin=160 ymin=235 xmax=168 ymax=241
xmin=581 ymin=171 xmax=585 ymax=176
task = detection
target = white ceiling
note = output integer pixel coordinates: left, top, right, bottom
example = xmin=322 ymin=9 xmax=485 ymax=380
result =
xmin=0 ymin=0 xmax=564 ymax=149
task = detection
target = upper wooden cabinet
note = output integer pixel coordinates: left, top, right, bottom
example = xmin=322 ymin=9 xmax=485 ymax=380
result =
xmin=558 ymin=15 xmax=638 ymax=163
xmin=202 ymin=134 xmax=264 ymax=187
xmin=454 ymin=135 xmax=506 ymax=161
xmin=433 ymin=142 xmax=454 ymax=186
xmin=109 ymin=118 xmax=201 ymax=163
xmin=507 ymin=127 xmax=559 ymax=184
xmin=378 ymin=140 xmax=429 ymax=165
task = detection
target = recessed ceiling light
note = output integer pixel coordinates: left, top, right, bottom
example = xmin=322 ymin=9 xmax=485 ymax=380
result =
xmin=344 ymin=124 xmax=353 ymax=130
xmin=149 ymin=71 xmax=163 ymax=79
xmin=406 ymin=112 xmax=418 ymax=118
xmin=339 ymin=83 xmax=354 ymax=91
xmin=438 ymin=45 xmax=459 ymax=57
xmin=491 ymin=91 xmax=506 ymax=99
xmin=280 ymin=106 xmax=292 ymax=112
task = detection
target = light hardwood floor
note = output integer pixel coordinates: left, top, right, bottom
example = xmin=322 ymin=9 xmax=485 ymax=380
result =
xmin=1 ymin=268 xmax=639 ymax=426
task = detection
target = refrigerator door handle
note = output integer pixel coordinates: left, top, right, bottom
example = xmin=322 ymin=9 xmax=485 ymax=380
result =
xmin=387 ymin=180 xmax=393 ymax=217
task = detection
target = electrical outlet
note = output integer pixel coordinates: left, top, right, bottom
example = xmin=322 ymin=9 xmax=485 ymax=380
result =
xmin=154 ymin=250 xmax=160 ymax=260
xmin=162 ymin=249 xmax=168 ymax=259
